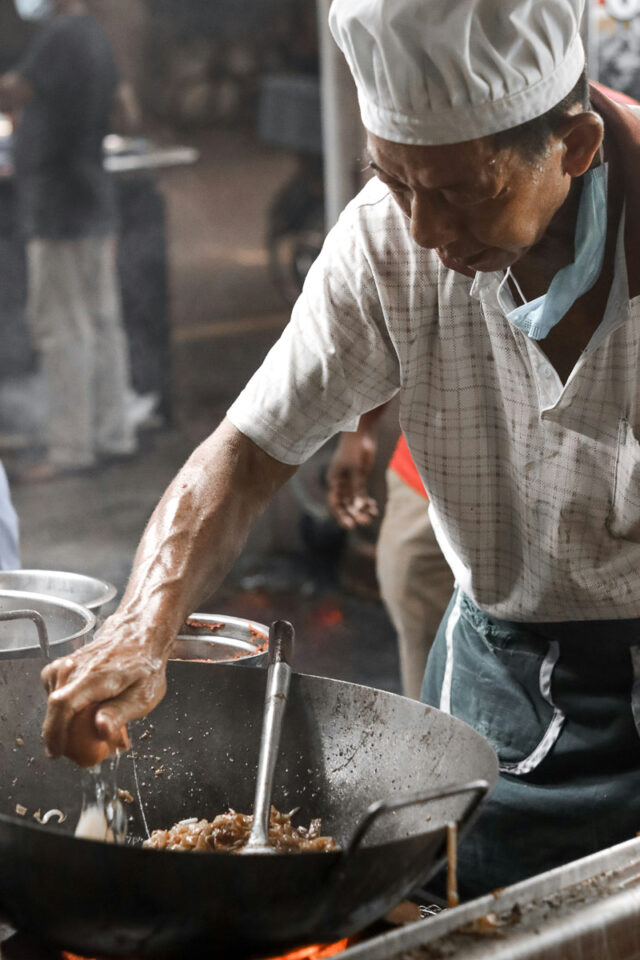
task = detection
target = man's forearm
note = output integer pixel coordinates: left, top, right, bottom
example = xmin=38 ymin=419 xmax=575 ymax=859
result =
xmin=40 ymin=418 xmax=297 ymax=760
xmin=115 ymin=418 xmax=297 ymax=655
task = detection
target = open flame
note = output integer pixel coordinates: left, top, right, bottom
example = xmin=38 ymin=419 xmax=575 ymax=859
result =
xmin=62 ymin=938 xmax=350 ymax=960
xmin=265 ymin=938 xmax=350 ymax=960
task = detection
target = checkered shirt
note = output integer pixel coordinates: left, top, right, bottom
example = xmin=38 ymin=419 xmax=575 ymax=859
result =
xmin=228 ymin=176 xmax=640 ymax=621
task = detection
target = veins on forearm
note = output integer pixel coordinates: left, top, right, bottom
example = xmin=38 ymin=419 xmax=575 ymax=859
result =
xmin=116 ymin=429 xmax=285 ymax=636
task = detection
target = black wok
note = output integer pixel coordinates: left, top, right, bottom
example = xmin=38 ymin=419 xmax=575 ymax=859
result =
xmin=0 ymin=655 xmax=498 ymax=958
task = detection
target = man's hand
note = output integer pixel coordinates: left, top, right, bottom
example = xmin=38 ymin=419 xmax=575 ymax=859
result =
xmin=39 ymin=419 xmax=296 ymax=765
xmin=327 ymin=420 xmax=380 ymax=530
xmin=41 ymin=616 xmax=169 ymax=766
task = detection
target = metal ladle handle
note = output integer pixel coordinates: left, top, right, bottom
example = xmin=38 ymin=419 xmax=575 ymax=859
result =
xmin=0 ymin=608 xmax=50 ymax=660
xmin=344 ymin=778 xmax=490 ymax=857
xmin=245 ymin=620 xmax=294 ymax=851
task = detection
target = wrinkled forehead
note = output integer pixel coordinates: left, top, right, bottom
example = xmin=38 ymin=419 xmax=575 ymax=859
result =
xmin=366 ymin=130 xmax=504 ymax=189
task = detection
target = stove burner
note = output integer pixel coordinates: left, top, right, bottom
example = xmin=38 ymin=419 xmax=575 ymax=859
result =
xmin=0 ymin=931 xmax=350 ymax=960
xmin=0 ymin=936 xmax=139 ymax=960
xmin=0 ymin=902 xmax=415 ymax=960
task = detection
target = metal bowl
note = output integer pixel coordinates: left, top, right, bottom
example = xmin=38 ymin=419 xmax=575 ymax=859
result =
xmin=170 ymin=613 xmax=268 ymax=666
xmin=0 ymin=589 xmax=95 ymax=660
xmin=0 ymin=570 xmax=116 ymax=615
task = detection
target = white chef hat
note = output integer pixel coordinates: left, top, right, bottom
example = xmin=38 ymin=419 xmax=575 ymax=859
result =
xmin=329 ymin=0 xmax=586 ymax=146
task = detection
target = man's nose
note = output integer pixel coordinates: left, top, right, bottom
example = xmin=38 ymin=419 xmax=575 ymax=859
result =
xmin=410 ymin=191 xmax=460 ymax=249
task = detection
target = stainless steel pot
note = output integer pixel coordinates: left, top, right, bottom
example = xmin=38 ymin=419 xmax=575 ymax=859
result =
xmin=0 ymin=590 xmax=95 ymax=659
xmin=0 ymin=570 xmax=116 ymax=615
xmin=171 ymin=613 xmax=268 ymax=666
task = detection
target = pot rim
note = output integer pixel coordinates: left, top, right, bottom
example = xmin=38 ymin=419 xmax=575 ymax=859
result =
xmin=171 ymin=612 xmax=269 ymax=664
xmin=0 ymin=588 xmax=96 ymax=657
xmin=0 ymin=570 xmax=117 ymax=611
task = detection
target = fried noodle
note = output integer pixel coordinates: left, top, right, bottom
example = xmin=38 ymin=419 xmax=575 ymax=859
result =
xmin=143 ymin=806 xmax=337 ymax=853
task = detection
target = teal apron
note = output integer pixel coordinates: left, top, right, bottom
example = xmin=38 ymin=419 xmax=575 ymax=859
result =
xmin=422 ymin=588 xmax=640 ymax=900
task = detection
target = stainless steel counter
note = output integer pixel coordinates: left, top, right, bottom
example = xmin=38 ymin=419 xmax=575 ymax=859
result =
xmin=342 ymin=837 xmax=640 ymax=960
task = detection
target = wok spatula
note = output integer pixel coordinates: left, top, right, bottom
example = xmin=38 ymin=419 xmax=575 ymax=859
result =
xmin=242 ymin=619 xmax=294 ymax=853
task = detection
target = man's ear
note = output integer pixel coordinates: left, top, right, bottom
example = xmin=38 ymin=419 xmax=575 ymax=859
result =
xmin=558 ymin=110 xmax=604 ymax=178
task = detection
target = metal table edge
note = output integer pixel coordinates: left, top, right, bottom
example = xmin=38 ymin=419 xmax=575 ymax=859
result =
xmin=339 ymin=836 xmax=640 ymax=960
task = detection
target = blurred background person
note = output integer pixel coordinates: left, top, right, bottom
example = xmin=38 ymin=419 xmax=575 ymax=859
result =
xmin=0 ymin=462 xmax=19 ymax=569
xmin=0 ymin=0 xmax=137 ymax=481
xmin=327 ymin=407 xmax=454 ymax=700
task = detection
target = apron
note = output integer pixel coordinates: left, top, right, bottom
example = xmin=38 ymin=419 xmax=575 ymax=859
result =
xmin=422 ymin=588 xmax=640 ymax=900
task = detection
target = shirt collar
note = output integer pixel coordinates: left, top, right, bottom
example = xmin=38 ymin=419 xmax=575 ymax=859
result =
xmin=469 ymin=270 xmax=500 ymax=301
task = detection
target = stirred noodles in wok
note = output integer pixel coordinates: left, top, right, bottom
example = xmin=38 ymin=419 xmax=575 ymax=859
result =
xmin=144 ymin=806 xmax=338 ymax=853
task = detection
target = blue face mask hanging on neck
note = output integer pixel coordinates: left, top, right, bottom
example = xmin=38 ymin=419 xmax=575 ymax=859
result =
xmin=496 ymin=164 xmax=608 ymax=341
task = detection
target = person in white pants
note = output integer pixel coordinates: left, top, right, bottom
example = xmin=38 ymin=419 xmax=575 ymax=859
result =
xmin=0 ymin=462 xmax=19 ymax=569
xmin=0 ymin=0 xmax=137 ymax=479
xmin=377 ymin=468 xmax=454 ymax=700
xmin=326 ymin=407 xmax=454 ymax=700
xmin=25 ymin=235 xmax=136 ymax=473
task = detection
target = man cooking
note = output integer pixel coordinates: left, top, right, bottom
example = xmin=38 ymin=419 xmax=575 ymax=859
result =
xmin=39 ymin=0 xmax=640 ymax=898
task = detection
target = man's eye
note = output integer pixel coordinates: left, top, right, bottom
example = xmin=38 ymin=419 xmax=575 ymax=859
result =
xmin=443 ymin=186 xmax=506 ymax=206
xmin=387 ymin=181 xmax=410 ymax=194
xmin=372 ymin=170 xmax=409 ymax=192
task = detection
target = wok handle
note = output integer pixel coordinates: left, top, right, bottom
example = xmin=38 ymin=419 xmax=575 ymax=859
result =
xmin=343 ymin=779 xmax=490 ymax=857
xmin=0 ymin=608 xmax=50 ymax=660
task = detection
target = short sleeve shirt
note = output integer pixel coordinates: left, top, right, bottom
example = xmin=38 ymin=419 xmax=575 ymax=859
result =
xmin=13 ymin=14 xmax=118 ymax=239
xmin=229 ymin=176 xmax=640 ymax=623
